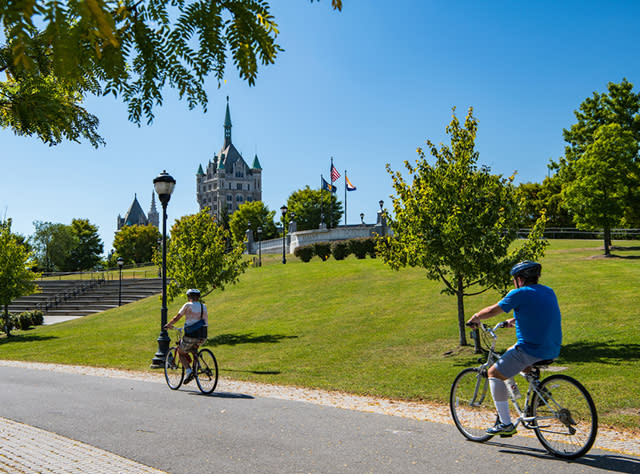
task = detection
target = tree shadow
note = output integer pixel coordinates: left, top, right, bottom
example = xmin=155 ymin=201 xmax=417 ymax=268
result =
xmin=0 ymin=334 xmax=58 ymax=346
xmin=559 ymin=340 xmax=640 ymax=364
xmin=221 ymin=368 xmax=282 ymax=375
xmin=608 ymin=245 xmax=640 ymax=259
xmin=205 ymin=333 xmax=298 ymax=347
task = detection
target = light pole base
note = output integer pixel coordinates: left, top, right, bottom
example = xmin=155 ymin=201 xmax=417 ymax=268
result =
xmin=150 ymin=331 xmax=171 ymax=368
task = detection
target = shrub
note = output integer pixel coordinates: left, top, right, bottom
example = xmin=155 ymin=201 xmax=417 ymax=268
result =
xmin=364 ymin=237 xmax=377 ymax=258
xmin=313 ymin=242 xmax=332 ymax=261
xmin=294 ymin=245 xmax=314 ymax=262
xmin=17 ymin=313 xmax=32 ymax=330
xmin=348 ymin=238 xmax=368 ymax=259
xmin=331 ymin=241 xmax=350 ymax=260
xmin=28 ymin=310 xmax=44 ymax=326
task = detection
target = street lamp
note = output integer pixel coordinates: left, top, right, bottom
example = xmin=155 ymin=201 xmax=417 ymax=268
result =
xmin=117 ymin=257 xmax=124 ymax=306
xmin=151 ymin=170 xmax=176 ymax=368
xmin=281 ymin=205 xmax=288 ymax=264
xmin=257 ymin=226 xmax=262 ymax=267
xmin=360 ymin=212 xmax=365 ymax=224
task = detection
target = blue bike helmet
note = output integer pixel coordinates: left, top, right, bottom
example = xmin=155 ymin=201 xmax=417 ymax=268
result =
xmin=510 ymin=261 xmax=541 ymax=279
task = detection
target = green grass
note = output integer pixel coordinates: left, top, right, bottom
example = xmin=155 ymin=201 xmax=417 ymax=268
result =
xmin=2 ymin=240 xmax=639 ymax=431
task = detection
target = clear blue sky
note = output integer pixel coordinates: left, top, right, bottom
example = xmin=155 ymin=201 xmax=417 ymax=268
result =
xmin=2 ymin=0 xmax=639 ymax=255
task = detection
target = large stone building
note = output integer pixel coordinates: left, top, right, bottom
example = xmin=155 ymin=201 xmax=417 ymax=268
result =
xmin=117 ymin=193 xmax=159 ymax=230
xmin=196 ymin=97 xmax=262 ymax=221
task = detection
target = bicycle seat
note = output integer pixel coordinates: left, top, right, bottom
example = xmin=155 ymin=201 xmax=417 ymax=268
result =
xmin=532 ymin=359 xmax=554 ymax=367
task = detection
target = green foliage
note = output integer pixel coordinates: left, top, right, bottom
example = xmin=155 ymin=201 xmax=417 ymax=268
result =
xmin=10 ymin=310 xmax=44 ymax=331
xmin=113 ymin=224 xmax=160 ymax=264
xmin=554 ymin=79 xmax=640 ymax=254
xmin=0 ymin=219 xmax=40 ymax=336
xmin=331 ymin=241 xmax=350 ymax=260
xmin=562 ymin=124 xmax=639 ymax=254
xmin=286 ymin=186 xmax=343 ymax=231
xmin=229 ymin=201 xmax=278 ymax=242
xmin=294 ymin=245 xmax=314 ymax=263
xmin=162 ymin=209 xmax=248 ymax=300
xmin=379 ymin=107 xmax=547 ymax=346
xmin=348 ymin=238 xmax=368 ymax=259
xmin=516 ymin=176 xmax=573 ymax=228
xmin=312 ymin=242 xmax=331 ymax=261
xmin=68 ymin=219 xmax=103 ymax=270
xmin=31 ymin=221 xmax=78 ymax=272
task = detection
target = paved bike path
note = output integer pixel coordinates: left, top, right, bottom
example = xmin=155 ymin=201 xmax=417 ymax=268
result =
xmin=0 ymin=366 xmax=638 ymax=473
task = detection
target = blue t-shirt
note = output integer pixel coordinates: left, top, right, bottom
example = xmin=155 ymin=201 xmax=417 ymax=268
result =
xmin=498 ymin=284 xmax=562 ymax=360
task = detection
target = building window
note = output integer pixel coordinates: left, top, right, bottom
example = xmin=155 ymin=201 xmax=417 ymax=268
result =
xmin=227 ymin=203 xmax=233 ymax=210
xmin=236 ymin=194 xmax=243 ymax=202
xmin=237 ymin=183 xmax=242 ymax=190
xmin=227 ymin=195 xmax=232 ymax=201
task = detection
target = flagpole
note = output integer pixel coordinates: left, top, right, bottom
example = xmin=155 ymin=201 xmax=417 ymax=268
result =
xmin=344 ymin=170 xmax=348 ymax=225
xmin=320 ymin=174 xmax=324 ymax=229
xmin=329 ymin=157 xmax=334 ymax=229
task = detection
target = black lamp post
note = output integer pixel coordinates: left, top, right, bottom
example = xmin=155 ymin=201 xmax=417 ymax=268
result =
xmin=360 ymin=212 xmax=365 ymax=224
xmin=257 ymin=226 xmax=262 ymax=267
xmin=151 ymin=170 xmax=176 ymax=368
xmin=281 ymin=205 xmax=288 ymax=264
xmin=117 ymin=257 xmax=124 ymax=306
xmin=378 ymin=200 xmax=385 ymax=236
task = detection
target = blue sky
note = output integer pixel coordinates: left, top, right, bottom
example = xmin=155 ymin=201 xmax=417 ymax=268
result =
xmin=2 ymin=0 xmax=639 ymax=255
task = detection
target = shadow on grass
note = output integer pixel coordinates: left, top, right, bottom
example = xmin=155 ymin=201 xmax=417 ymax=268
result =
xmin=221 ymin=368 xmax=282 ymax=375
xmin=0 ymin=334 xmax=58 ymax=345
xmin=560 ymin=341 xmax=640 ymax=364
xmin=205 ymin=333 xmax=298 ymax=347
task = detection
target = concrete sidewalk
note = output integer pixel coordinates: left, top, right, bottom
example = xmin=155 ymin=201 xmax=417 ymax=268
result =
xmin=0 ymin=417 xmax=166 ymax=474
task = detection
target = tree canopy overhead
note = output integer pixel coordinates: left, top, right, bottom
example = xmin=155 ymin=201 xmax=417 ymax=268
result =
xmin=1 ymin=0 xmax=342 ymax=146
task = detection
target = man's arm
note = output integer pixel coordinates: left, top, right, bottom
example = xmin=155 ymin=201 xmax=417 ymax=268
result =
xmin=467 ymin=303 xmax=505 ymax=327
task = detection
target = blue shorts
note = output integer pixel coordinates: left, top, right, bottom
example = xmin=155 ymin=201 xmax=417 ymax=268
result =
xmin=494 ymin=345 xmax=542 ymax=379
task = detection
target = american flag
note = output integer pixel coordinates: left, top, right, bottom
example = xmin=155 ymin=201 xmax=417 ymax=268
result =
xmin=330 ymin=164 xmax=341 ymax=182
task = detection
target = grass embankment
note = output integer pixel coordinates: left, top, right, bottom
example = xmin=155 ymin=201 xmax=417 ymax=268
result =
xmin=2 ymin=240 xmax=639 ymax=431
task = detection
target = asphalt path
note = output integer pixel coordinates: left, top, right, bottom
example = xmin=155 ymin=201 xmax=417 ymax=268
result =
xmin=0 ymin=366 xmax=638 ymax=474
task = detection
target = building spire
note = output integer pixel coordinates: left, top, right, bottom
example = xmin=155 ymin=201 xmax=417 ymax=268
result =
xmin=224 ymin=95 xmax=232 ymax=148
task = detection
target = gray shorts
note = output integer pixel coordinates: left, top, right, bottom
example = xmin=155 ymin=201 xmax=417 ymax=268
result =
xmin=179 ymin=336 xmax=203 ymax=353
xmin=494 ymin=345 xmax=542 ymax=378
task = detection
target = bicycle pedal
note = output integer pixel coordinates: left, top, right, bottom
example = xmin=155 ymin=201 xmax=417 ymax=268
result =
xmin=499 ymin=433 xmax=514 ymax=438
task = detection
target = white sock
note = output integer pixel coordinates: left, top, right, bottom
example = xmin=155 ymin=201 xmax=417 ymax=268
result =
xmin=489 ymin=377 xmax=511 ymax=425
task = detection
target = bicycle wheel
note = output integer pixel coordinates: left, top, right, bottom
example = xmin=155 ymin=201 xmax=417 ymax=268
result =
xmin=164 ymin=347 xmax=184 ymax=390
xmin=450 ymin=368 xmax=496 ymax=442
xmin=531 ymin=374 xmax=597 ymax=459
xmin=195 ymin=348 xmax=218 ymax=394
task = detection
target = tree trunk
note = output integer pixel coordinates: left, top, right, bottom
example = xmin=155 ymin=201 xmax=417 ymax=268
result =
xmin=456 ymin=275 xmax=467 ymax=346
xmin=603 ymin=226 xmax=611 ymax=256
xmin=3 ymin=304 xmax=10 ymax=337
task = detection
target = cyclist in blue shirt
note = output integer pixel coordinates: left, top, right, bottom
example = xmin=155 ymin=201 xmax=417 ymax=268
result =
xmin=467 ymin=261 xmax=562 ymax=436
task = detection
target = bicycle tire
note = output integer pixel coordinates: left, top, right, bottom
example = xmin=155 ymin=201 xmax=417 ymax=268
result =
xmin=531 ymin=374 xmax=598 ymax=459
xmin=450 ymin=367 xmax=496 ymax=442
xmin=164 ymin=347 xmax=184 ymax=390
xmin=195 ymin=348 xmax=219 ymax=394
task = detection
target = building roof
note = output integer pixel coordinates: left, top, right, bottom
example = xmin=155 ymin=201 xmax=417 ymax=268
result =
xmin=122 ymin=194 xmax=148 ymax=226
xmin=252 ymin=154 xmax=262 ymax=170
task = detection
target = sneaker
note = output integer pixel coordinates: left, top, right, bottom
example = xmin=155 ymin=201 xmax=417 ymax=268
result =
xmin=486 ymin=422 xmax=517 ymax=437
xmin=183 ymin=371 xmax=195 ymax=385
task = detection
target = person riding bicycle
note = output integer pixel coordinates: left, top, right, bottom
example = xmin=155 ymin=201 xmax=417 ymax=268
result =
xmin=466 ymin=261 xmax=562 ymax=437
xmin=164 ymin=288 xmax=209 ymax=385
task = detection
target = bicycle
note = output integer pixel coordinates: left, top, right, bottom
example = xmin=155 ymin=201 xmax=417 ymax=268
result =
xmin=449 ymin=321 xmax=597 ymax=459
xmin=164 ymin=328 xmax=219 ymax=394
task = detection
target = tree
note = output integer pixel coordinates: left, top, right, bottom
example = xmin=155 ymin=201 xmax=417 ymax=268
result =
xmin=287 ymin=186 xmax=343 ymax=231
xmin=31 ymin=221 xmax=78 ymax=272
xmin=0 ymin=219 xmax=40 ymax=336
xmin=161 ymin=209 xmax=248 ymax=301
xmin=378 ymin=108 xmax=547 ymax=347
xmin=516 ymin=176 xmax=572 ymax=228
xmin=68 ymin=219 xmax=104 ymax=270
xmin=229 ymin=201 xmax=278 ymax=242
xmin=554 ymin=79 xmax=640 ymax=253
xmin=1 ymin=0 xmax=342 ymax=146
xmin=113 ymin=224 xmax=161 ymax=264
xmin=562 ymin=123 xmax=639 ymax=255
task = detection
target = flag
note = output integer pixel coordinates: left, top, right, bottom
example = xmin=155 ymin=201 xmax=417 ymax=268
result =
xmin=330 ymin=164 xmax=341 ymax=182
xmin=321 ymin=177 xmax=337 ymax=193
xmin=345 ymin=175 xmax=356 ymax=191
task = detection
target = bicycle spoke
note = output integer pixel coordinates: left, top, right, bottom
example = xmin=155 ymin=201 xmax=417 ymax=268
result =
xmin=195 ymin=349 xmax=218 ymax=394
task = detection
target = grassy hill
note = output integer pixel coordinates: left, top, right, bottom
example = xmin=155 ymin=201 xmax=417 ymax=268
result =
xmin=2 ymin=240 xmax=639 ymax=431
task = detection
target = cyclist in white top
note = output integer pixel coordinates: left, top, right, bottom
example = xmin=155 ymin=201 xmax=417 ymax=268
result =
xmin=165 ymin=289 xmax=209 ymax=384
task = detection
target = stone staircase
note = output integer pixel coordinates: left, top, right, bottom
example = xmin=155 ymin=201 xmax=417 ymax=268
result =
xmin=8 ymin=278 xmax=162 ymax=323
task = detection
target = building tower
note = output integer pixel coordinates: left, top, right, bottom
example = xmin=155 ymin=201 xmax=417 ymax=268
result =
xmin=147 ymin=192 xmax=159 ymax=227
xmin=196 ymin=97 xmax=262 ymax=221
